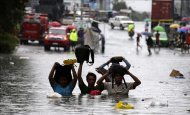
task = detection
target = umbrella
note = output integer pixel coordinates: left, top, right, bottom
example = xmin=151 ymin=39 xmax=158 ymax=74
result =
xmin=144 ymin=18 xmax=151 ymax=22
xmin=170 ymin=24 xmax=180 ymax=29
xmin=177 ymin=27 xmax=188 ymax=33
xmin=141 ymin=31 xmax=152 ymax=36
xmin=49 ymin=21 xmax=62 ymax=27
xmin=181 ymin=17 xmax=190 ymax=22
xmin=153 ymin=25 xmax=165 ymax=32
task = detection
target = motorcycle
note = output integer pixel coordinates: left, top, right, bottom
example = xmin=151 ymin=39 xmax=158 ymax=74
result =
xmin=128 ymin=29 xmax=134 ymax=39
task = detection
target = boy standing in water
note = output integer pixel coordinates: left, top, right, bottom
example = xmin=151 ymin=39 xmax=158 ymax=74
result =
xmin=77 ymin=62 xmax=103 ymax=95
xmin=48 ymin=62 xmax=77 ymax=96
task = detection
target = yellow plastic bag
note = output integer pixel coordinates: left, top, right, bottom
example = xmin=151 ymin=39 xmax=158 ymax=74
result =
xmin=63 ymin=59 xmax=77 ymax=65
xmin=115 ymin=101 xmax=134 ymax=109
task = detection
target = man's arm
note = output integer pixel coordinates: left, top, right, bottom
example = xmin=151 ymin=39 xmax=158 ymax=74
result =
xmin=48 ymin=62 xmax=59 ymax=85
xmin=96 ymin=59 xmax=111 ymax=75
xmin=126 ymin=70 xmax=141 ymax=88
xmin=122 ymin=57 xmax=131 ymax=70
xmin=77 ymin=62 xmax=85 ymax=86
xmin=71 ymin=64 xmax=77 ymax=88
xmin=97 ymin=71 xmax=110 ymax=86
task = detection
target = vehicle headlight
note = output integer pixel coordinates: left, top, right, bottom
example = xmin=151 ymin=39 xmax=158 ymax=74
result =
xmin=45 ymin=35 xmax=48 ymax=39
xmin=63 ymin=36 xmax=67 ymax=40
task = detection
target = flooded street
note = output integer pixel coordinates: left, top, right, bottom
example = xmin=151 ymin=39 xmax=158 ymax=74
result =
xmin=0 ymin=22 xmax=190 ymax=115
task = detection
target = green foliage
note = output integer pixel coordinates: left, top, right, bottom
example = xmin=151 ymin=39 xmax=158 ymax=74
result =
xmin=113 ymin=2 xmax=127 ymax=11
xmin=131 ymin=11 xmax=149 ymax=21
xmin=0 ymin=0 xmax=27 ymax=34
xmin=112 ymin=2 xmax=150 ymax=21
xmin=0 ymin=0 xmax=28 ymax=53
xmin=0 ymin=34 xmax=19 ymax=53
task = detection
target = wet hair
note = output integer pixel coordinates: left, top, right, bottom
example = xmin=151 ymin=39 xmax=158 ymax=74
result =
xmin=54 ymin=65 xmax=72 ymax=85
xmin=110 ymin=64 xmax=126 ymax=76
xmin=86 ymin=72 xmax=96 ymax=80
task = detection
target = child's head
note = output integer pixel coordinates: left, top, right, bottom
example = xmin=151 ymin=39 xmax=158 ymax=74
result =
xmin=110 ymin=64 xmax=126 ymax=84
xmin=54 ymin=65 xmax=72 ymax=87
xmin=113 ymin=73 xmax=124 ymax=85
xmin=59 ymin=76 xmax=70 ymax=87
xmin=86 ymin=72 xmax=96 ymax=87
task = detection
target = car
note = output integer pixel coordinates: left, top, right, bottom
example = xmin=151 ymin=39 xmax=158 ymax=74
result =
xmin=152 ymin=31 xmax=169 ymax=46
xmin=43 ymin=25 xmax=76 ymax=51
xmin=109 ymin=15 xmax=134 ymax=30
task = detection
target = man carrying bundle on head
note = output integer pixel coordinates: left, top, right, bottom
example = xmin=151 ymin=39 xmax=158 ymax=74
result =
xmin=97 ymin=63 xmax=141 ymax=97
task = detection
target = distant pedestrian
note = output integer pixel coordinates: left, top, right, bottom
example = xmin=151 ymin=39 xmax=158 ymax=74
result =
xmin=145 ymin=21 xmax=149 ymax=32
xmin=69 ymin=29 xmax=78 ymax=51
xmin=179 ymin=31 xmax=186 ymax=44
xmin=77 ymin=27 xmax=85 ymax=46
xmin=146 ymin=35 xmax=153 ymax=55
xmin=136 ymin=33 xmax=142 ymax=50
xmin=155 ymin=30 xmax=160 ymax=45
xmin=100 ymin=33 xmax=105 ymax=53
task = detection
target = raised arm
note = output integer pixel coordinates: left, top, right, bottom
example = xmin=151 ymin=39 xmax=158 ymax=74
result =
xmin=77 ymin=62 xmax=85 ymax=86
xmin=71 ymin=64 xmax=77 ymax=87
xmin=126 ymin=70 xmax=141 ymax=88
xmin=48 ymin=62 xmax=59 ymax=85
xmin=96 ymin=59 xmax=111 ymax=75
xmin=122 ymin=57 xmax=131 ymax=70
xmin=97 ymin=71 xmax=111 ymax=86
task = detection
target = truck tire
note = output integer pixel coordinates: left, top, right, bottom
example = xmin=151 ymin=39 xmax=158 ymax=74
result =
xmin=39 ymin=40 xmax=44 ymax=45
xmin=120 ymin=24 xmax=124 ymax=30
xmin=111 ymin=23 xmax=114 ymax=29
xmin=44 ymin=45 xmax=50 ymax=51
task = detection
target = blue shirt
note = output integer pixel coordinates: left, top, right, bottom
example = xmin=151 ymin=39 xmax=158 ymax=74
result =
xmin=52 ymin=82 xmax=74 ymax=96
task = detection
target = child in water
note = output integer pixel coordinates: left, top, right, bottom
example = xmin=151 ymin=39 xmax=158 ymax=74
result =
xmin=48 ymin=62 xmax=77 ymax=96
xmin=77 ymin=62 xmax=104 ymax=95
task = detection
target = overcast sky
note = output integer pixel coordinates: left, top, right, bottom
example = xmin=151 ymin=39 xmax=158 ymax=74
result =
xmin=125 ymin=0 xmax=152 ymax=12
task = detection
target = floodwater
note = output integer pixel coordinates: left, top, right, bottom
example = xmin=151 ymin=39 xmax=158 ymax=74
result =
xmin=0 ymin=22 xmax=190 ymax=115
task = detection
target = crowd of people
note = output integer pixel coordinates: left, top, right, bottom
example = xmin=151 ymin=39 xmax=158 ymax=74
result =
xmin=48 ymin=56 xmax=141 ymax=99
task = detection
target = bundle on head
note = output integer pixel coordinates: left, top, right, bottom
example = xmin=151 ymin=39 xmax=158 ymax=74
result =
xmin=110 ymin=63 xmax=127 ymax=76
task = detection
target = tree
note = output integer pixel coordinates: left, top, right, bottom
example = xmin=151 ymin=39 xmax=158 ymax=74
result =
xmin=112 ymin=2 xmax=127 ymax=11
xmin=0 ymin=0 xmax=28 ymax=53
xmin=0 ymin=0 xmax=28 ymax=34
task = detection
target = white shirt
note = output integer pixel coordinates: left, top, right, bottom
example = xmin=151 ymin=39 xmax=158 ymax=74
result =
xmin=103 ymin=82 xmax=134 ymax=96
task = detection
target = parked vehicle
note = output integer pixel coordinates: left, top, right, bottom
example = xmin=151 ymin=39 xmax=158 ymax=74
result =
xmin=43 ymin=25 xmax=76 ymax=51
xmin=152 ymin=31 xmax=169 ymax=46
xmin=151 ymin=0 xmax=173 ymax=30
xmin=19 ymin=13 xmax=48 ymax=44
xmin=109 ymin=15 xmax=134 ymax=30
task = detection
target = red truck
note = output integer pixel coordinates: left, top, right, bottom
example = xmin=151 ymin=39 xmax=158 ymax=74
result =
xmin=151 ymin=0 xmax=174 ymax=31
xmin=19 ymin=13 xmax=48 ymax=44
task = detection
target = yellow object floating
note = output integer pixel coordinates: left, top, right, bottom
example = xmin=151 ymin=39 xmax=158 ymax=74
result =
xmin=115 ymin=101 xmax=134 ymax=109
xmin=63 ymin=59 xmax=77 ymax=65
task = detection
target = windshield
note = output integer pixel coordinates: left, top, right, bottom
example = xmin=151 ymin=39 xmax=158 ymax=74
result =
xmin=154 ymin=32 xmax=167 ymax=38
xmin=49 ymin=28 xmax=65 ymax=35
xmin=120 ymin=17 xmax=130 ymax=20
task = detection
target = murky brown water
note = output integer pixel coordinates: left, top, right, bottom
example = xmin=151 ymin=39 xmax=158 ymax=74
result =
xmin=0 ymin=22 xmax=190 ymax=115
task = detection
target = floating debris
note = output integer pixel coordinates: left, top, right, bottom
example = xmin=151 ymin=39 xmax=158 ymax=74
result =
xmin=19 ymin=57 xmax=30 ymax=60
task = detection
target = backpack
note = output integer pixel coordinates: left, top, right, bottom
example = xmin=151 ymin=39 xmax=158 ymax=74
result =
xmin=75 ymin=45 xmax=94 ymax=65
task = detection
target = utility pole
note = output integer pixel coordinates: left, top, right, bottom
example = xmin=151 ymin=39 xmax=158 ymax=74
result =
xmin=81 ymin=0 xmax=83 ymax=20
